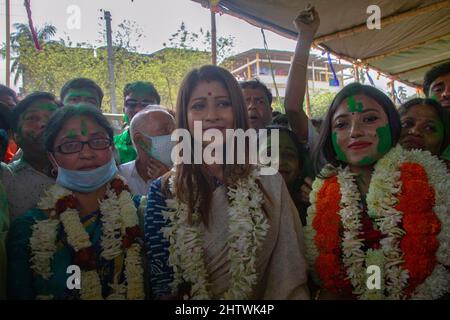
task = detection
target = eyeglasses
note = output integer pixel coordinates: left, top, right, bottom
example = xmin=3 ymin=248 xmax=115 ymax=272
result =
xmin=125 ymin=100 xmax=156 ymax=109
xmin=55 ymin=138 xmax=112 ymax=154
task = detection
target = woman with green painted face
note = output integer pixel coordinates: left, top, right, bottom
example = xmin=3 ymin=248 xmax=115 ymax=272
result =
xmin=305 ymin=83 xmax=450 ymax=300
xmin=259 ymin=125 xmax=313 ymax=226
xmin=398 ymin=98 xmax=450 ymax=170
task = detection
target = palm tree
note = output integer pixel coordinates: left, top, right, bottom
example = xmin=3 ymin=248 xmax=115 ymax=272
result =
xmin=1 ymin=23 xmax=56 ymax=85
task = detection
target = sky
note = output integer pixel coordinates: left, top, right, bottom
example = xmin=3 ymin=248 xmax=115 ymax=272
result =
xmin=0 ymin=0 xmax=415 ymax=95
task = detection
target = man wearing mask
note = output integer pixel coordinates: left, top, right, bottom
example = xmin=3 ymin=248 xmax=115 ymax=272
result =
xmin=60 ymin=78 xmax=104 ymax=108
xmin=0 ymin=92 xmax=59 ymax=221
xmin=119 ymin=106 xmax=175 ymax=196
xmin=114 ymin=81 xmax=161 ymax=164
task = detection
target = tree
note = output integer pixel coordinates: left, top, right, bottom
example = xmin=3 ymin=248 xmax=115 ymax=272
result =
xmin=307 ymin=91 xmax=335 ymax=119
xmin=1 ymin=23 xmax=56 ymax=86
xmin=165 ymin=22 xmax=235 ymax=63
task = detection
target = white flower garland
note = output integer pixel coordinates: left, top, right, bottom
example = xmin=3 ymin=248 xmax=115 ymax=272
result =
xmin=336 ymin=168 xmax=366 ymax=296
xmin=305 ymin=145 xmax=450 ymax=299
xmin=30 ymin=177 xmax=145 ymax=300
xmin=162 ymin=166 xmax=270 ymax=300
xmin=303 ymin=178 xmax=324 ymax=286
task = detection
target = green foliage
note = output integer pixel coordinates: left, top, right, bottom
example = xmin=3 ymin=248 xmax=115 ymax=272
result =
xmin=306 ymin=91 xmax=336 ymax=119
xmin=3 ymin=21 xmax=227 ymax=113
xmin=165 ymin=22 xmax=235 ymax=63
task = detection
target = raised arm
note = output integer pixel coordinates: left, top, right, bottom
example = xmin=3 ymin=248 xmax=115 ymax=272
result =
xmin=284 ymin=7 xmax=320 ymax=143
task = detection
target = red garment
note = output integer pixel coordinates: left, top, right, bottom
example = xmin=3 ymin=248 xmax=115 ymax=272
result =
xmin=4 ymin=139 xmax=18 ymax=163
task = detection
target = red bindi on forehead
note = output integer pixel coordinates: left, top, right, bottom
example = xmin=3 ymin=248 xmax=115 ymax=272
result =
xmin=208 ymin=92 xmax=212 ymax=96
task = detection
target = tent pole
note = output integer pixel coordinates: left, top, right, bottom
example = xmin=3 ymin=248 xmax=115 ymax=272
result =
xmin=5 ymin=0 xmax=11 ymax=87
xmin=211 ymin=9 xmax=217 ymax=65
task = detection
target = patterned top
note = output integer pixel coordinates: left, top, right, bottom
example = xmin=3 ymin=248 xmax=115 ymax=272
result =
xmin=144 ymin=178 xmax=174 ymax=298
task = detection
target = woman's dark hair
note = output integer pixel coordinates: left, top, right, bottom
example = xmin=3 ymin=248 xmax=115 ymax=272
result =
xmin=398 ymin=98 xmax=449 ymax=153
xmin=312 ymin=82 xmax=401 ymax=175
xmin=0 ymin=102 xmax=12 ymax=131
xmin=44 ymin=104 xmax=114 ymax=153
xmin=0 ymin=84 xmax=18 ymax=104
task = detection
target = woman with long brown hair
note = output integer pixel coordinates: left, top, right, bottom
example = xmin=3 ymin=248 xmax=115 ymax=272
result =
xmin=144 ymin=65 xmax=309 ymax=300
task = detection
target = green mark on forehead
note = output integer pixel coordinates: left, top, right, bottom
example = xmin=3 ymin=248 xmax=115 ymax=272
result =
xmin=65 ymin=130 xmax=78 ymax=139
xmin=441 ymin=145 xmax=450 ymax=161
xmin=64 ymin=89 xmax=97 ymax=101
xmin=332 ymin=132 xmax=348 ymax=163
xmin=376 ymin=124 xmax=392 ymax=155
xmin=430 ymin=93 xmax=439 ymax=102
xmin=36 ymin=102 xmax=58 ymax=111
xmin=347 ymin=96 xmax=364 ymax=113
xmin=81 ymin=119 xmax=88 ymax=136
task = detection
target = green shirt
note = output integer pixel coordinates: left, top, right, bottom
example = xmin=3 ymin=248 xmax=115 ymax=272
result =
xmin=0 ymin=181 xmax=9 ymax=299
xmin=114 ymin=129 xmax=137 ymax=164
xmin=442 ymin=145 xmax=450 ymax=162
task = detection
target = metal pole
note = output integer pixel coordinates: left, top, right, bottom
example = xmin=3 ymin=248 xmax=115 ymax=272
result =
xmin=211 ymin=9 xmax=217 ymax=65
xmin=104 ymin=11 xmax=117 ymax=113
xmin=5 ymin=0 xmax=11 ymax=87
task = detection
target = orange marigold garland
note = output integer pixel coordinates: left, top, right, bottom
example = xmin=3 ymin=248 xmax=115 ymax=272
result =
xmin=312 ymin=177 xmax=353 ymax=295
xmin=305 ymin=146 xmax=450 ymax=299
xmin=397 ymin=163 xmax=441 ymax=297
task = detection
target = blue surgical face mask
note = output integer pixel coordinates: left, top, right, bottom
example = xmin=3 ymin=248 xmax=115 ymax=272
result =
xmin=140 ymin=133 xmax=174 ymax=167
xmin=55 ymin=157 xmax=118 ymax=193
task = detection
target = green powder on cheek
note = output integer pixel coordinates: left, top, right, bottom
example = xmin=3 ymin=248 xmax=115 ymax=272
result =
xmin=441 ymin=145 xmax=450 ymax=161
xmin=347 ymin=95 xmax=364 ymax=113
xmin=376 ymin=124 xmax=392 ymax=155
xmin=332 ymin=132 xmax=348 ymax=162
xmin=430 ymin=93 xmax=439 ymax=103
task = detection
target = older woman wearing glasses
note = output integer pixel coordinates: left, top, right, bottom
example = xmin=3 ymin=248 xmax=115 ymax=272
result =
xmin=7 ymin=104 xmax=145 ymax=300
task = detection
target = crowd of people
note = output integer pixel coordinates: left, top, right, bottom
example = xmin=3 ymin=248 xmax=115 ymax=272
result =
xmin=0 ymin=8 xmax=449 ymax=300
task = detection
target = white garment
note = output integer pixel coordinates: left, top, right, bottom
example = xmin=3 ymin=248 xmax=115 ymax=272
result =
xmin=118 ymin=160 xmax=150 ymax=196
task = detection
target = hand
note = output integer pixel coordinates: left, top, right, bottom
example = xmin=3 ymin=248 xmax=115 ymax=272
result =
xmin=300 ymin=177 xmax=313 ymax=203
xmin=293 ymin=5 xmax=320 ymax=39
xmin=146 ymin=157 xmax=170 ymax=181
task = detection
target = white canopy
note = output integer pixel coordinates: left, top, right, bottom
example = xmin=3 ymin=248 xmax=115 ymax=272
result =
xmin=193 ymin=0 xmax=450 ymax=88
